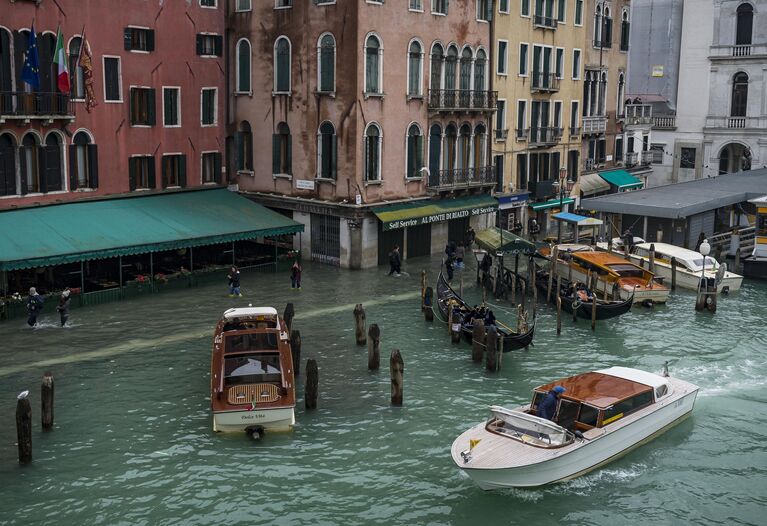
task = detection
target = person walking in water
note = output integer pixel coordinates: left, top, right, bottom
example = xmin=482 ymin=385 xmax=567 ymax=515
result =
xmin=227 ymin=266 xmax=242 ymax=297
xmin=56 ymin=288 xmax=71 ymax=327
xmin=290 ymin=261 xmax=303 ymax=289
xmin=26 ymin=287 xmax=43 ymax=327
xmin=388 ymin=245 xmax=401 ymax=276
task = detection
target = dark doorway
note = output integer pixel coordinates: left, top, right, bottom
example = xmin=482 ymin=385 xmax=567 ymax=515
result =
xmin=406 ymin=223 xmax=432 ymax=259
xmin=378 ymin=222 xmax=404 ymax=266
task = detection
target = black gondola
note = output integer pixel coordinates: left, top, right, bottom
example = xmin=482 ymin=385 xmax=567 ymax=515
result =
xmin=535 ymin=270 xmax=633 ymax=321
xmin=435 ymin=272 xmax=535 ymax=351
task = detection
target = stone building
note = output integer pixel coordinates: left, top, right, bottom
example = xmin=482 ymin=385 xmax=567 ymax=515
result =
xmin=228 ymin=0 xmax=496 ymax=269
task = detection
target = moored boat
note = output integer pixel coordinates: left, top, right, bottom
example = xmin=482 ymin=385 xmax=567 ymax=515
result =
xmin=742 ymin=196 xmax=767 ymax=279
xmin=451 ymin=367 xmax=698 ymax=489
xmin=210 ymin=307 xmax=296 ymax=437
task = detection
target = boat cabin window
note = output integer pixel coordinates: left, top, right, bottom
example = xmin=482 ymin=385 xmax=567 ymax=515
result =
xmin=601 ymin=390 xmax=653 ymax=426
xmin=531 ymin=391 xmax=546 ymax=414
xmin=224 ymin=352 xmax=282 ymax=386
xmin=225 ymin=333 xmax=278 ymax=353
xmin=655 ymin=384 xmax=668 ymax=399
xmin=578 ymin=404 xmax=599 ymax=427
xmin=687 ymin=256 xmax=717 ymax=272
xmin=607 ymin=264 xmax=645 ymax=278
xmin=758 ymin=215 xmax=767 ymax=236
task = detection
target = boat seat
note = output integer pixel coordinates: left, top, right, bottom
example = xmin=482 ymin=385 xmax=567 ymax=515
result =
xmin=227 ymin=383 xmax=280 ymax=405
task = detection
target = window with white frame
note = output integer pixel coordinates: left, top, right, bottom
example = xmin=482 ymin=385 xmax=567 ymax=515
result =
xmin=161 ymin=154 xmax=186 ymax=188
xmin=516 ymin=100 xmax=527 ymax=139
xmin=519 ymin=43 xmax=528 ymax=75
xmin=557 ymin=0 xmax=565 ymax=23
xmin=496 ymin=99 xmax=507 ymax=140
xmin=71 ymin=131 xmax=99 ymax=190
xmin=201 ymin=88 xmax=217 ymax=126
xmin=475 ymin=49 xmax=487 ymax=92
xmin=103 ymin=56 xmax=122 ymax=102
xmin=273 ymin=122 xmax=292 ymax=175
xmin=459 ymin=47 xmax=473 ymax=91
xmin=555 ymin=48 xmax=564 ymax=78
xmin=570 ymin=100 xmax=579 ymax=131
xmin=430 ymin=43 xmax=444 ymax=91
xmin=572 ymin=49 xmax=581 ymax=79
xmin=201 ymin=152 xmax=221 ymax=184
xmin=408 ymin=40 xmax=423 ymax=96
xmin=236 ymin=39 xmax=251 ymax=93
xmin=318 ymin=33 xmax=336 ymax=93
xmin=406 ymin=124 xmax=425 ymax=179
xmin=274 ymin=36 xmax=291 ymax=93
xmin=553 ymin=100 xmax=563 ymax=132
xmin=364 ymin=123 xmax=382 ymax=181
xmin=477 ymin=0 xmax=491 ymax=21
xmin=499 ymin=0 xmax=510 ymax=13
xmin=410 ymin=0 xmax=423 ymax=10
xmin=275 ymin=0 xmax=292 ymax=8
xmin=236 ymin=0 xmax=252 ymax=12
xmin=574 ymin=0 xmax=583 ymax=25
xmin=365 ymin=35 xmax=383 ymax=94
xmin=497 ymin=40 xmax=508 ymax=74
xmin=432 ymin=0 xmax=448 ymax=15
xmin=521 ymin=0 xmax=530 ymax=17
xmin=473 ymin=124 xmax=487 ymax=168
xmin=616 ymin=72 xmax=625 ymax=116
xmin=200 ymin=0 xmax=217 ymax=7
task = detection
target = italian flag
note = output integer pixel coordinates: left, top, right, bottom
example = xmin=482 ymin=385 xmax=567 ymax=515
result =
xmin=54 ymin=28 xmax=70 ymax=93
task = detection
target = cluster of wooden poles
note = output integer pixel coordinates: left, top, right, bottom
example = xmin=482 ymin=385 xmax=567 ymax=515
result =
xmin=14 ymin=372 xmax=54 ymax=464
xmin=353 ymin=304 xmax=405 ymax=405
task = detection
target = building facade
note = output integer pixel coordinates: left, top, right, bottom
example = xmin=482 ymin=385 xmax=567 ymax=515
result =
xmin=227 ymin=0 xmax=496 ymax=269
xmin=0 ymin=0 xmax=226 ymax=210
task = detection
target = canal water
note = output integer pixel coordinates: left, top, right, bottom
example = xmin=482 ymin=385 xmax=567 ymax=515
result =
xmin=0 ymin=255 xmax=764 ymax=525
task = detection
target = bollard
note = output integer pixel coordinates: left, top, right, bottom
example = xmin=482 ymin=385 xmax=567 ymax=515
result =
xmin=305 ymin=359 xmax=318 ymax=410
xmin=485 ymin=325 xmax=500 ymax=372
xmin=471 ymin=320 xmax=485 ymax=363
xmin=291 ymin=330 xmax=302 ymax=377
xmin=510 ymin=272 xmax=517 ymax=304
xmin=649 ymin=244 xmax=656 ymax=274
xmin=41 ymin=372 xmax=54 ymax=430
xmin=353 ymin=304 xmax=367 ymax=346
xmin=390 ymin=350 xmax=404 ymax=406
xmin=556 ymin=296 xmax=562 ymax=335
xmin=283 ymin=303 xmax=295 ymax=333
xmin=16 ymin=392 xmax=32 ymax=464
xmin=368 ymin=324 xmax=381 ymax=370
xmin=423 ymin=287 xmax=434 ymax=322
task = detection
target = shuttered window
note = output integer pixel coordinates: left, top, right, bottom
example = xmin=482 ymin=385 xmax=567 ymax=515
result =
xmin=124 ymin=27 xmax=155 ymax=52
xmin=406 ymin=124 xmax=424 ymax=179
xmin=272 ymin=122 xmax=292 ymax=175
xmin=69 ymin=132 xmax=99 ymax=190
xmin=202 ymin=152 xmax=222 ymax=184
xmin=130 ymin=87 xmax=156 ymax=126
xmin=317 ymin=122 xmax=337 ymax=180
xmin=201 ymin=88 xmax=217 ymax=125
xmin=196 ymin=34 xmax=222 ymax=57
xmin=104 ymin=57 xmax=122 ymax=102
xmin=318 ymin=34 xmax=335 ymax=93
xmin=275 ymin=37 xmax=291 ymax=93
xmin=163 ymin=87 xmax=180 ymax=127
xmin=129 ymin=156 xmax=155 ymax=191
xmin=162 ymin=154 xmax=187 ymax=188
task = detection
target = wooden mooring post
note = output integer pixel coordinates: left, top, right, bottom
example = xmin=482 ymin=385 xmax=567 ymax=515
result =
xmin=390 ymin=350 xmax=404 ymax=406
xmin=670 ymin=257 xmax=677 ymax=290
xmin=283 ymin=303 xmax=295 ymax=333
xmin=607 ymin=238 xmax=613 ymax=254
xmin=291 ymin=330 xmax=302 ymax=377
xmin=16 ymin=392 xmax=32 ymax=464
xmin=485 ymin=325 xmax=500 ymax=372
xmin=649 ymin=244 xmax=656 ymax=274
xmin=590 ymin=273 xmax=598 ymax=331
xmin=556 ymin=296 xmax=562 ymax=335
xmin=423 ymin=287 xmax=434 ymax=322
xmin=520 ymin=280 xmax=526 ymax=312
xmin=42 ymin=372 xmax=54 ymax=430
xmin=368 ymin=324 xmax=381 ymax=370
xmin=510 ymin=272 xmax=517 ymax=304
xmin=305 ymin=359 xmax=318 ymax=410
xmin=353 ymin=304 xmax=366 ymax=346
xmin=547 ymin=246 xmax=558 ymax=303
xmin=450 ymin=305 xmax=462 ymax=343
xmin=471 ymin=320 xmax=485 ymax=363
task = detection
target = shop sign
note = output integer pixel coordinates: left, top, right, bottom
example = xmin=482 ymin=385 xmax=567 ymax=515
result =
xmin=382 ymin=205 xmax=497 ymax=231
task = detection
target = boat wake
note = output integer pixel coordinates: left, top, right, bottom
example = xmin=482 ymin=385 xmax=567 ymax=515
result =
xmin=674 ymin=360 xmax=767 ymax=398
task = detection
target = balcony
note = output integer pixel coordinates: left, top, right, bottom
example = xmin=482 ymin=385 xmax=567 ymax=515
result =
xmin=428 ymin=166 xmax=495 ymax=190
xmin=625 ymin=151 xmax=638 ymax=167
xmin=528 ymin=127 xmax=561 ymax=147
xmin=533 ymin=14 xmax=558 ymax=30
xmin=494 ymin=128 xmax=509 ymax=141
xmin=0 ymin=91 xmax=74 ymax=122
xmin=593 ymin=39 xmax=612 ymax=49
xmin=569 ymin=126 xmax=581 ymax=137
xmin=623 ymin=104 xmax=652 ymax=126
xmin=704 ymin=116 xmax=767 ymax=130
xmin=652 ymin=115 xmax=676 ymax=130
xmin=710 ymin=44 xmax=767 ymax=60
xmin=515 ymin=128 xmax=527 ymax=141
xmin=582 ymin=116 xmax=607 ymax=134
xmin=530 ymin=72 xmax=560 ymax=93
xmin=625 ymin=151 xmax=652 ymax=168
xmin=428 ymin=89 xmax=498 ymax=112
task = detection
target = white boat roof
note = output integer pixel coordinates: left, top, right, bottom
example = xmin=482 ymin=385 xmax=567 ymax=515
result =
xmin=597 ymin=366 xmax=668 ymax=390
xmin=748 ymin=195 xmax=767 ymax=205
xmin=634 ymin=242 xmax=706 ymax=262
xmin=223 ymin=307 xmax=278 ymax=320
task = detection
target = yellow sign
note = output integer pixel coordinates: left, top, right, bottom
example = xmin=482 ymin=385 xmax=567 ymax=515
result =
xmin=651 ymin=65 xmax=664 ymax=77
xmin=602 ymin=413 xmax=624 ymax=425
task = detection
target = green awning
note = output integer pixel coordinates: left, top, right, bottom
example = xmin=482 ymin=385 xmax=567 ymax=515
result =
xmin=599 ymin=170 xmax=644 ymax=190
xmin=373 ymin=195 xmax=498 ymax=231
xmin=474 ymin=227 xmax=536 ymax=255
xmin=0 ymin=189 xmax=304 ymax=271
xmin=529 ymin=197 xmax=575 ymax=211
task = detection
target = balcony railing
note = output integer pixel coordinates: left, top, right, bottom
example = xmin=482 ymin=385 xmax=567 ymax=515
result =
xmin=625 ymin=151 xmax=652 ymax=167
xmin=625 ymin=151 xmax=638 ymax=167
xmin=640 ymin=150 xmax=653 ymax=166
xmin=582 ymin=115 xmax=607 ymax=134
xmin=530 ymin=72 xmax=560 ymax=92
xmin=710 ymin=44 xmax=767 ymax=59
xmin=528 ymin=127 xmax=561 ymax=147
xmin=533 ymin=14 xmax=558 ymax=29
xmin=428 ymin=166 xmax=495 ymax=189
xmin=624 ymin=104 xmax=652 ymax=125
xmin=0 ymin=91 xmax=74 ymax=120
xmin=494 ymin=129 xmax=509 ymax=141
xmin=705 ymin=116 xmax=767 ymax=129
xmin=593 ymin=39 xmax=612 ymax=49
xmin=569 ymin=126 xmax=581 ymax=137
xmin=653 ymin=115 xmax=676 ymax=129
xmin=428 ymin=89 xmax=498 ymax=112
xmin=515 ymin=128 xmax=527 ymax=141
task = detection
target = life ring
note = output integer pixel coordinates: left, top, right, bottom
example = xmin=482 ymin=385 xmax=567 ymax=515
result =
xmin=571 ymin=300 xmax=581 ymax=311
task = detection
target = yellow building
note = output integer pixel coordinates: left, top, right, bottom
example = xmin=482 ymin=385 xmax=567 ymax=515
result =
xmin=492 ymin=0 xmax=586 ymax=237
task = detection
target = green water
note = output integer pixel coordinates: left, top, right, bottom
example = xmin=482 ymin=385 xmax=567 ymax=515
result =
xmin=0 ymin=256 xmax=765 ymax=525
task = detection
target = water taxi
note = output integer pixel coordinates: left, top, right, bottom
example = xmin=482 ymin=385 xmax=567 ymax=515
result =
xmin=210 ymin=307 xmax=296 ymax=438
xmin=743 ymin=196 xmax=767 ymax=279
xmin=451 ymin=367 xmax=698 ymax=489
xmin=629 ymin=242 xmax=742 ymax=293
xmin=547 ymin=245 xmax=670 ymax=304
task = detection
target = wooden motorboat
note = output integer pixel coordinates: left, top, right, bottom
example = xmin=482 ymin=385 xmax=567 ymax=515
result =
xmin=436 ymin=272 xmax=535 ymax=351
xmin=451 ymin=367 xmax=699 ymax=489
xmin=542 ymin=244 xmax=670 ymax=305
xmin=210 ymin=307 xmax=296 ymax=437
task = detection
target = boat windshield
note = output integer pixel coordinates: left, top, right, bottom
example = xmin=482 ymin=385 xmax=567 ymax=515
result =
xmin=224 ymin=353 xmax=282 ymax=386
xmin=225 ymin=333 xmax=278 ymax=353
xmin=487 ymin=407 xmax=573 ymax=448
xmin=607 ymin=264 xmax=645 ymax=278
xmin=687 ymin=256 xmax=717 ymax=272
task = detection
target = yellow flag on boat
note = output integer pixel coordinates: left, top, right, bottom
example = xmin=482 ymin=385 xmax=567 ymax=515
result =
xmin=470 ymin=439 xmax=481 ymax=450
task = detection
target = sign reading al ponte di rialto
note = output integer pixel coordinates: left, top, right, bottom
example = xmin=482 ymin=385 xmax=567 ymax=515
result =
xmin=382 ymin=205 xmax=497 ymax=231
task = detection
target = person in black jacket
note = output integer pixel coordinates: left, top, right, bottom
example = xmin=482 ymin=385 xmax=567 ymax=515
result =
xmin=538 ymin=386 xmax=566 ymax=421
xmin=26 ymin=287 xmax=43 ymax=327
xmin=56 ymin=289 xmax=71 ymax=327
xmin=227 ymin=266 xmax=242 ymax=297
xmin=388 ymin=245 xmax=401 ymax=276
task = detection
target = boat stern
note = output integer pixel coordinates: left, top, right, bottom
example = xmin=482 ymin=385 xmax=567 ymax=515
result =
xmin=213 ymin=406 xmax=296 ymax=434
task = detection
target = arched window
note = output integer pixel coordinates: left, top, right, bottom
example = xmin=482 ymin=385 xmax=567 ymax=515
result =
xmin=70 ymin=131 xmax=98 ymax=189
xmin=406 ymin=124 xmax=424 ymax=179
xmin=40 ymin=33 xmax=57 ymax=94
xmin=443 ymin=124 xmax=457 ymax=172
xmin=473 ymin=124 xmax=486 ymax=170
xmin=457 ymin=124 xmax=471 ymax=171
xmin=445 ymin=45 xmax=458 ymax=91
xmin=274 ymin=36 xmax=291 ymax=93
xmin=317 ymin=121 xmax=336 ymax=179
xmin=272 ymin=122 xmax=292 ymax=175
xmin=365 ymin=35 xmax=382 ymax=94
xmin=21 ymin=134 xmax=41 ymax=194
xmin=731 ymin=72 xmax=748 ymax=116
xmin=236 ymin=39 xmax=251 ymax=93
xmin=460 ymin=47 xmax=473 ymax=92
xmin=364 ymin=123 xmax=382 ymax=181
xmin=0 ymin=133 xmax=17 ymax=196
xmin=474 ymin=49 xmax=487 ymax=92
xmin=69 ymin=37 xmax=85 ymax=100
xmin=408 ymin=40 xmax=423 ymax=96
xmin=620 ymin=10 xmax=630 ymax=51
xmin=428 ymin=123 xmax=442 ymax=186
xmin=236 ymin=121 xmax=253 ymax=172
xmin=736 ymin=3 xmax=753 ymax=46
xmin=43 ymin=133 xmax=63 ymax=192
xmin=719 ymin=147 xmax=730 ymax=175
xmin=617 ymin=72 xmax=626 ymax=116
xmin=598 ymin=71 xmax=607 ymax=115
xmin=430 ymin=43 xmax=444 ymax=92
xmin=594 ymin=6 xmax=602 ymax=45
xmin=603 ymin=7 xmax=612 ymax=48
xmin=318 ymin=34 xmax=335 ymax=93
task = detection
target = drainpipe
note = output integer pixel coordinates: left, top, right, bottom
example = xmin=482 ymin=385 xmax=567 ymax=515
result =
xmin=224 ymin=0 xmax=232 ymax=180
xmin=488 ymin=4 xmax=495 ymax=195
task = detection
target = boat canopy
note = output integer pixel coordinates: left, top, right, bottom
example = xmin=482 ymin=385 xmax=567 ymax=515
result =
xmin=634 ymin=243 xmax=717 ymax=272
xmin=536 ymin=369 xmax=655 ymax=409
xmin=597 ymin=367 xmax=670 ymax=393
xmin=552 ymin=212 xmax=604 ymax=227
xmin=223 ymin=307 xmax=279 ymax=320
xmin=475 ymin=227 xmax=537 ymax=255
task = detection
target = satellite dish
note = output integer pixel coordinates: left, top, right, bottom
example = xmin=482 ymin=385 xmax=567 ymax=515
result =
xmin=17 ymin=390 xmax=29 ymax=400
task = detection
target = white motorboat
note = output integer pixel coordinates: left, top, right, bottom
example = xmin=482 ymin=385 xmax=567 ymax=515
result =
xmin=451 ymin=367 xmax=698 ymax=489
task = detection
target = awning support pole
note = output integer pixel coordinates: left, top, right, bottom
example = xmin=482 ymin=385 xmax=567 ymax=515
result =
xmin=643 ymin=216 xmax=648 ymax=241
xmin=119 ymin=256 xmax=123 ymax=291
xmin=150 ymin=252 xmax=154 ymax=293
xmin=189 ymin=247 xmax=194 ymax=273
xmin=274 ymin=238 xmax=278 ymax=270
xmin=80 ymin=261 xmax=85 ymax=296
xmin=232 ymin=241 xmax=236 ymax=266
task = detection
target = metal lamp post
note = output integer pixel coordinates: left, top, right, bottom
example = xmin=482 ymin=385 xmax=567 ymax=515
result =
xmin=555 ymin=167 xmax=568 ymax=243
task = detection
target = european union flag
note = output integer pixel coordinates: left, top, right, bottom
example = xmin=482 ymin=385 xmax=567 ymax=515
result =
xmin=21 ymin=25 xmax=40 ymax=90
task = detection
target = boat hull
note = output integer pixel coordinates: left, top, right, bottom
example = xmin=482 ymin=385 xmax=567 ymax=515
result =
xmin=742 ymin=257 xmax=767 ymax=280
xmin=553 ymin=260 xmax=669 ymax=304
xmin=626 ymin=254 xmax=742 ymax=292
xmin=213 ymin=406 xmax=296 ymax=433
xmin=452 ymin=388 xmax=698 ymax=489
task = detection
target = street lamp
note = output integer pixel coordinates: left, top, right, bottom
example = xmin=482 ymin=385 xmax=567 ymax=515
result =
xmin=553 ymin=167 xmax=569 ymax=243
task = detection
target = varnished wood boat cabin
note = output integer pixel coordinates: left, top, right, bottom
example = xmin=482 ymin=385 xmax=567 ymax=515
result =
xmin=210 ymin=307 xmax=296 ymax=434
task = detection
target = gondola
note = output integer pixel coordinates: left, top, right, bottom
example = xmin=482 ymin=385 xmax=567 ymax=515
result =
xmin=535 ymin=269 xmax=633 ymax=321
xmin=436 ymin=272 xmax=535 ymax=351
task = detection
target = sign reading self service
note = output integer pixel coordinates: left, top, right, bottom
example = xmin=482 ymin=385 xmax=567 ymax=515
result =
xmin=381 ymin=205 xmax=497 ymax=231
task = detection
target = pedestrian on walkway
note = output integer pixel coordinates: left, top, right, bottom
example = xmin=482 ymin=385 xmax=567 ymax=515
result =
xmin=388 ymin=245 xmax=401 ymax=276
xmin=227 ymin=266 xmax=242 ymax=297
xmin=291 ymin=261 xmax=303 ymax=289
xmin=56 ymin=288 xmax=71 ymax=327
xmin=26 ymin=287 xmax=43 ymax=327
xmin=445 ymin=253 xmax=455 ymax=281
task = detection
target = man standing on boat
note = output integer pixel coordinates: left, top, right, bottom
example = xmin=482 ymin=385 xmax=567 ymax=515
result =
xmin=538 ymin=386 xmax=566 ymax=421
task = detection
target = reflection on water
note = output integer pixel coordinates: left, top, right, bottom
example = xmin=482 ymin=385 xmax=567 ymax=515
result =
xmin=0 ymin=256 xmax=765 ymax=525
